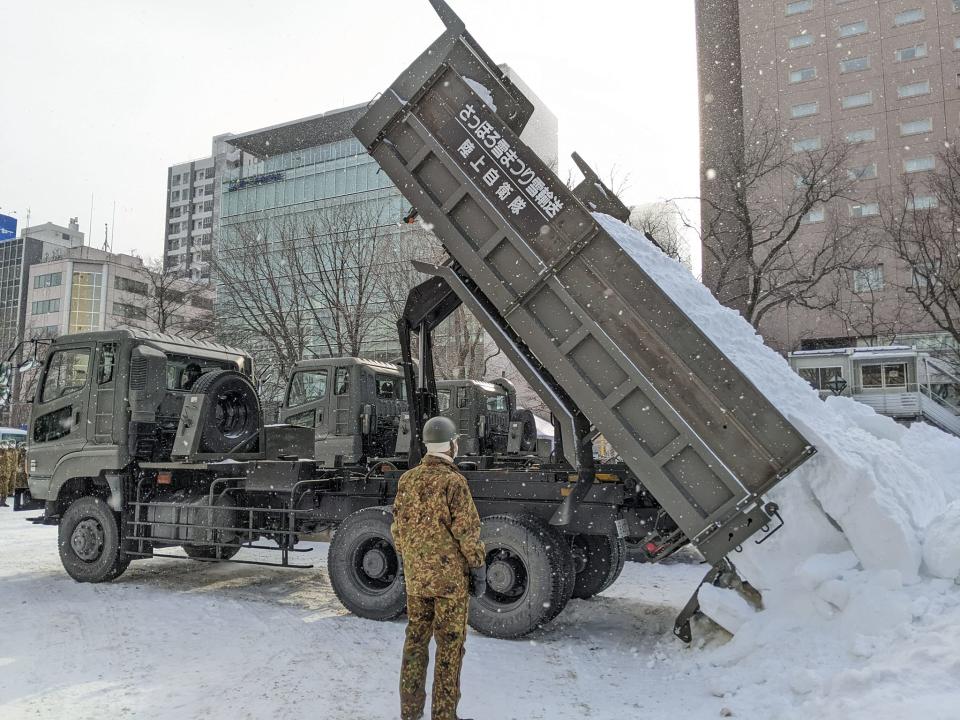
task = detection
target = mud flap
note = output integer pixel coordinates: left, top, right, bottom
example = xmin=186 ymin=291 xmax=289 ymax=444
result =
xmin=13 ymin=487 xmax=44 ymax=512
xmin=673 ymin=559 xmax=761 ymax=643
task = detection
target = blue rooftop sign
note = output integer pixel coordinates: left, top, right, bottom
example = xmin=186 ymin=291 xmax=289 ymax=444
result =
xmin=0 ymin=214 xmax=16 ymax=242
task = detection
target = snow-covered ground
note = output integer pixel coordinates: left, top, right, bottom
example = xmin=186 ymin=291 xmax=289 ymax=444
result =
xmin=3 ymin=506 xmax=958 ymax=720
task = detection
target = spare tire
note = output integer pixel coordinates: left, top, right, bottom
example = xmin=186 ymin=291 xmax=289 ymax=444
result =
xmin=191 ymin=370 xmax=261 ymax=454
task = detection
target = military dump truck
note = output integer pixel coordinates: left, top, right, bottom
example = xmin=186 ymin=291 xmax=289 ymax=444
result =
xmin=277 ymin=358 xmax=539 ymax=465
xmin=15 ymin=0 xmax=816 ymax=641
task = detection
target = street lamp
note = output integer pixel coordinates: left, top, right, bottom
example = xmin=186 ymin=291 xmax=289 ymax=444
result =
xmin=824 ymin=375 xmax=848 ymax=396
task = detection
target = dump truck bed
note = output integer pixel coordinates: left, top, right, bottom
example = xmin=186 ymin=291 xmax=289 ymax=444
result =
xmin=354 ymin=7 xmax=815 ymax=562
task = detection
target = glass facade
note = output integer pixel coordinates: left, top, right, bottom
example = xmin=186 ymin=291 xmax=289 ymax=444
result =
xmin=218 ymin=133 xmax=412 ymax=372
xmin=220 ymin=139 xmax=395 ymax=218
xmin=69 ymin=270 xmax=103 ymax=333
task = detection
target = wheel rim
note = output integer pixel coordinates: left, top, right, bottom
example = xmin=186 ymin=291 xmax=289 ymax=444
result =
xmin=478 ymin=545 xmax=528 ymax=610
xmin=350 ymin=536 xmax=399 ymax=594
xmin=213 ymin=388 xmax=250 ymax=439
xmin=71 ymin=518 xmax=105 ymax=562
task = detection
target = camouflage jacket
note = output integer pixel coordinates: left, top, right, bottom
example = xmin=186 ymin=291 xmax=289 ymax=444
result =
xmin=391 ymin=455 xmax=485 ymax=598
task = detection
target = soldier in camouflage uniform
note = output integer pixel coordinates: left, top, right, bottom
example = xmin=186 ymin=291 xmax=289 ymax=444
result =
xmin=392 ymin=416 xmax=486 ymax=720
xmin=0 ymin=443 xmax=13 ymax=506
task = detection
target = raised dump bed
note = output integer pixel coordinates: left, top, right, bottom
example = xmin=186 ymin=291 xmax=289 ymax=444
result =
xmin=354 ymin=0 xmax=816 ymax=562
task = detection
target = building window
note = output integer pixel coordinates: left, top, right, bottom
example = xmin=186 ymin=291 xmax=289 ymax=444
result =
xmin=69 ymin=271 xmax=103 ymax=333
xmin=860 ymin=363 xmax=906 ymax=389
xmin=786 ymin=0 xmax=813 ymax=15
xmin=954 ymin=37 xmax=960 ymax=50
xmin=955 ymin=0 xmax=960 ymax=12
xmin=802 ymin=207 xmax=825 ymax=224
xmin=113 ymin=302 xmax=147 ymax=321
xmin=853 ymin=266 xmax=884 ymax=292
xmin=789 ymin=33 xmax=815 ymax=49
xmin=848 ymin=163 xmax=878 ymax=180
xmin=789 ymin=66 xmax=818 ymax=83
xmin=31 ymin=298 xmax=60 ymax=315
xmin=894 ymin=8 xmax=925 ymax=26
xmin=115 ymin=276 xmax=148 ymax=295
xmin=896 ymin=43 xmax=927 ymax=62
xmin=839 ymin=20 xmax=868 ymax=38
xmin=900 ymin=118 xmax=933 ymax=136
xmin=171 ymin=173 xmax=180 ymax=184
xmin=170 ymin=190 xmax=180 ymax=201
xmin=850 ymin=202 xmax=880 ymax=218
xmin=33 ymin=271 xmax=62 ymax=289
xmin=839 ymin=56 xmax=870 ymax=73
xmin=904 ymin=156 xmax=935 ymax=173
xmin=799 ymin=366 xmax=844 ymax=391
xmin=908 ymin=195 xmax=938 ymax=210
xmin=791 ymin=101 xmax=819 ymax=118
xmin=841 ymin=90 xmax=873 ymax=109
xmin=897 ymin=80 xmax=930 ymax=98
xmin=845 ymin=127 xmax=876 ymax=143
xmin=793 ymin=136 xmax=823 ymax=152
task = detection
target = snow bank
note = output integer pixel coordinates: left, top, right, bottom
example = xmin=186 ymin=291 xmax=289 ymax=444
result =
xmin=596 ymin=212 xmax=957 ymax=586
xmin=595 ymin=213 xmax=960 ymax=716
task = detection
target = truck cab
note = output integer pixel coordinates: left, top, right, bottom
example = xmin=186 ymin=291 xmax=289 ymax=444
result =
xmin=26 ymin=330 xmax=253 ymax=513
xmin=437 ymin=377 xmax=513 ymax=454
xmin=278 ymin=357 xmax=410 ymax=466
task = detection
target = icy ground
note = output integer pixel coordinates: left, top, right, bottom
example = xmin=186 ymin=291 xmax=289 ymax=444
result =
xmin=2 ymin=508 xmax=958 ymax=720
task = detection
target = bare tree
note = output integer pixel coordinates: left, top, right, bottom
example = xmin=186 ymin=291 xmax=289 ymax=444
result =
xmin=378 ymin=221 xmax=446 ymax=324
xmin=629 ymin=201 xmax=692 ymax=268
xmin=880 ymin=145 xmax=960 ymax=362
xmin=212 ymin=216 xmax=312 ymax=399
xmin=290 ymin=203 xmax=393 ymax=358
xmin=697 ymin=111 xmax=872 ymax=329
xmin=140 ymin=259 xmax=213 ymax=338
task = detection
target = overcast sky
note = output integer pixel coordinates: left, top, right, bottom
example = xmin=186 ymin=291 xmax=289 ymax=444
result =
xmin=0 ymin=0 xmax=700 ymax=265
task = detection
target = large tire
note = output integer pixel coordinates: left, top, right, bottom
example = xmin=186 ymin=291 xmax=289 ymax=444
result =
xmin=191 ymin=370 xmax=261 ymax=454
xmin=328 ymin=506 xmax=406 ymax=621
xmin=58 ymin=496 xmax=130 ymax=582
xmin=468 ymin=514 xmax=573 ymax=639
xmin=570 ymin=534 xmax=626 ymax=599
xmin=182 ymin=544 xmax=241 ymax=561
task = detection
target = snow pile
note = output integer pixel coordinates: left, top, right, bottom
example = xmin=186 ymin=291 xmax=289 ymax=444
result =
xmin=597 ymin=213 xmax=960 ymax=715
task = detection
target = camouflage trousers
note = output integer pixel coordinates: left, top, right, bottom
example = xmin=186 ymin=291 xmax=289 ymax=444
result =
xmin=400 ymin=594 xmax=469 ymax=720
xmin=0 ymin=469 xmax=12 ymax=502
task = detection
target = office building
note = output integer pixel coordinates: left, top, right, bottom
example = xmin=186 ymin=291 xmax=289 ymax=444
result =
xmin=696 ymin=0 xmax=960 ymax=354
xmin=23 ymin=245 xmax=214 ymax=341
xmin=163 ymin=134 xmax=258 ymax=281
xmin=216 ymin=85 xmax=557 ymax=383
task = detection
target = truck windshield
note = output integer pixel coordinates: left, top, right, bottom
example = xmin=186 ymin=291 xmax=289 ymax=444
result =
xmin=486 ymin=394 xmax=509 ymax=412
xmin=288 ymin=369 xmax=328 ymax=407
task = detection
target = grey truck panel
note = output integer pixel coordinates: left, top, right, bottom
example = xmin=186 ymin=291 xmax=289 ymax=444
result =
xmin=354 ymin=22 xmax=815 ymax=558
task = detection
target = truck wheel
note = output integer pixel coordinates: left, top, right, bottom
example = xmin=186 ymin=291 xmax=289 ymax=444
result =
xmin=191 ymin=370 xmax=261 ymax=453
xmin=58 ymin=496 xmax=130 ymax=583
xmin=182 ymin=544 xmax=241 ymax=561
xmin=570 ymin=534 xmax=626 ymax=599
xmin=468 ymin=514 xmax=574 ymax=639
xmin=328 ymin=506 xmax=406 ymax=621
